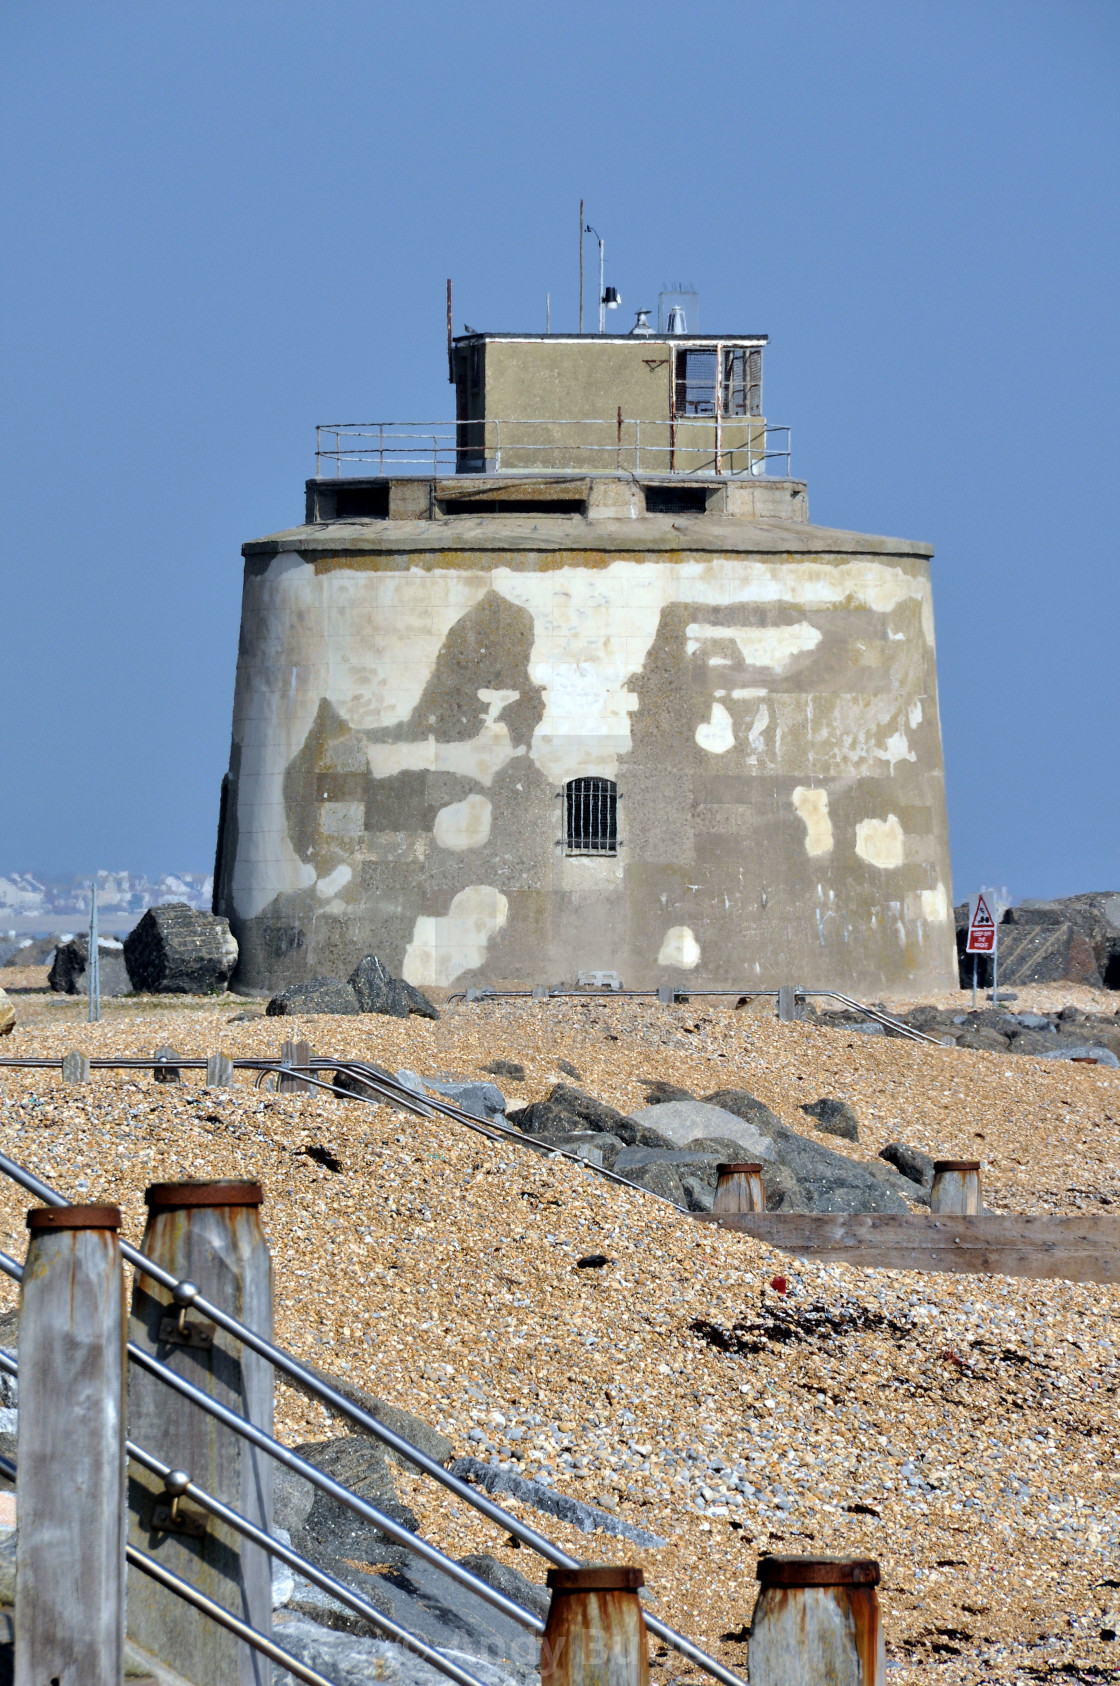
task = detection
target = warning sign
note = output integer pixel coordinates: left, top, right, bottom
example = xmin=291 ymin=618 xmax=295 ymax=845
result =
xmin=966 ymin=892 xmax=998 ymax=955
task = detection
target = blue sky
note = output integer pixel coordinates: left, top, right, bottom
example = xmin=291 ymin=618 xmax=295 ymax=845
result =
xmin=1 ymin=0 xmax=1117 ymax=902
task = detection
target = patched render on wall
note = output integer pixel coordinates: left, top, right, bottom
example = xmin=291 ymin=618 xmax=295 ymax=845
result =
xmin=215 ymin=507 xmax=957 ymax=999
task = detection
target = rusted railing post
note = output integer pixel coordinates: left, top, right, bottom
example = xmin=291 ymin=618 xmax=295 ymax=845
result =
xmin=713 ymin=1163 xmax=766 ymax=1215
xmin=748 ymin=1555 xmax=884 ymax=1686
xmin=542 ymin=1566 xmax=648 ymax=1686
xmin=930 ymin=1159 xmax=982 ymax=1215
xmin=127 ymin=1180 xmax=273 ymax=1686
xmin=15 ymin=1204 xmax=126 ymax=1686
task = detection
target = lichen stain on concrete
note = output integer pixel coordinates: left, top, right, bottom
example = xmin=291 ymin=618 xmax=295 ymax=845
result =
xmin=657 ymin=926 xmax=701 ymax=969
xmin=402 ymin=885 xmax=509 ymax=986
xmin=695 ymin=702 xmax=735 ymax=755
xmin=791 ymin=787 xmax=834 ymax=856
xmin=855 ymin=814 xmax=906 ymax=869
xmin=433 ymin=793 xmax=492 ymax=851
xmin=685 ymin=620 xmax=822 ymax=669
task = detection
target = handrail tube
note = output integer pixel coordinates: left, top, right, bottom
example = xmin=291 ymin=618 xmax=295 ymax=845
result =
xmin=121 ymin=1342 xmax=546 ymax=1635
xmin=0 ymin=1447 xmax=340 ymax=1686
xmin=0 ymin=1185 xmax=747 ymax=1686
xmin=0 ymin=1342 xmax=495 ymax=1686
xmin=0 ymin=1243 xmax=551 ymax=1627
xmin=129 ymin=1545 xmax=339 ymax=1686
xmin=0 ymin=1343 xmax=493 ymax=1686
xmin=124 ymin=1441 xmax=496 ymax=1686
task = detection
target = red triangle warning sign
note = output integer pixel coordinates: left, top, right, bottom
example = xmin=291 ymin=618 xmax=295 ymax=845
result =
xmin=966 ymin=892 xmax=997 ymax=952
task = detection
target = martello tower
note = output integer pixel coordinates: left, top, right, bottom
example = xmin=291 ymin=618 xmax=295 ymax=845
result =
xmin=215 ymin=300 xmax=956 ymax=996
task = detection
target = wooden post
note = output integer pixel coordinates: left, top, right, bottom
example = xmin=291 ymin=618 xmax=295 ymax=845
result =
xmin=777 ymin=986 xmax=797 ymax=1023
xmin=205 ymin=1052 xmax=234 ymax=1089
xmin=61 ymin=1050 xmax=90 ymax=1083
xmin=154 ymin=1045 xmax=182 ymax=1083
xmin=542 ymin=1566 xmax=648 ymax=1686
xmin=127 ymin=1181 xmax=273 ymax=1686
xmin=15 ymin=1205 xmax=126 ymax=1686
xmin=748 ymin=1555 xmax=884 ymax=1686
xmin=930 ymin=1159 xmax=982 ymax=1215
xmin=713 ymin=1163 xmax=766 ymax=1215
xmin=279 ymin=1039 xmax=310 ymax=1094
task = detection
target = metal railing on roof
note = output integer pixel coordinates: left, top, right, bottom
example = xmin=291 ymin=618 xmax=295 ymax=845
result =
xmin=314 ymin=419 xmax=791 ymax=479
xmin=0 ymin=1145 xmax=749 ymax=1686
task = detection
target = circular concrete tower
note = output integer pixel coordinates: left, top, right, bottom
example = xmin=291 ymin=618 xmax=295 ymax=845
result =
xmin=215 ymin=328 xmax=956 ymax=996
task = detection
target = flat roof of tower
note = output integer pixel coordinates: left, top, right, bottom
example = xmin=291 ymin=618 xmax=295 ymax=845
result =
xmin=452 ymin=332 xmax=769 ymax=346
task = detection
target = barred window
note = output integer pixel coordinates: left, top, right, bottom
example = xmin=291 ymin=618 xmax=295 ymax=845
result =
xmin=565 ymin=778 xmax=618 ymax=855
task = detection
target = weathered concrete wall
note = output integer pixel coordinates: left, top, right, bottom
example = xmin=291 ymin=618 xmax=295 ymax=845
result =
xmin=216 ymin=504 xmax=956 ymax=996
xmin=456 ymin=337 xmax=764 ymax=473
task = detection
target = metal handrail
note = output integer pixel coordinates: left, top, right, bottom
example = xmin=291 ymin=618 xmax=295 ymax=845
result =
xmin=0 ymin=1446 xmax=338 ymax=1686
xmin=128 ymin=1549 xmax=338 ymax=1686
xmin=0 ymin=1343 xmax=492 ymax=1686
xmin=0 ymin=1151 xmax=748 ymax=1686
xmin=125 ymin=1440 xmax=496 ymax=1686
xmin=314 ymin=418 xmax=791 ymax=479
xmin=0 ymin=1249 xmax=539 ymax=1635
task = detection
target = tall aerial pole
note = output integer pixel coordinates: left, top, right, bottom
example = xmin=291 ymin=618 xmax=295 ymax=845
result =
xmin=578 ymin=199 xmax=584 ymax=334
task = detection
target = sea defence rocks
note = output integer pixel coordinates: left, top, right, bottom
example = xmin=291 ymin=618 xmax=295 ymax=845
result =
xmin=703 ymin=1090 xmax=918 ymax=1213
xmin=123 ymin=904 xmax=238 ymax=994
xmin=47 ymin=936 xmax=131 ymax=996
xmin=799 ymin=1097 xmax=860 ymax=1141
xmin=267 ymin=955 xmax=440 ymax=1020
xmin=502 ymin=1082 xmax=921 ymax=1215
xmin=348 ymin=955 xmax=440 ymax=1020
xmin=954 ymin=892 xmax=1120 ymax=989
xmin=268 ymin=977 xmax=363 ymax=1016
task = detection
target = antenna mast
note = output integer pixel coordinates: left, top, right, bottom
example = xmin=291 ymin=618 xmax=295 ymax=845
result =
xmin=578 ymin=199 xmax=584 ymax=334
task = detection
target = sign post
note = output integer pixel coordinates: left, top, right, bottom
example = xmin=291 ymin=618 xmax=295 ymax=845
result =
xmin=965 ymin=891 xmax=998 ymax=1007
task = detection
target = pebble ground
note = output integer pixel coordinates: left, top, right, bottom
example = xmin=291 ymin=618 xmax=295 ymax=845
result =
xmin=1 ymin=982 xmax=1119 ymax=1684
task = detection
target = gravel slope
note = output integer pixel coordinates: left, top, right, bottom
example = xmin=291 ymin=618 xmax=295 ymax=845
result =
xmin=0 ymin=991 xmax=1117 ymax=1683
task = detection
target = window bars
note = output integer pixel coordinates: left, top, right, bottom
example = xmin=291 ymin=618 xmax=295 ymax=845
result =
xmin=565 ymin=777 xmax=618 ymax=855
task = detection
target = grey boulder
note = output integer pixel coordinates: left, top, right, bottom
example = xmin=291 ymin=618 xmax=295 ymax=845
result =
xmin=267 ymin=977 xmax=362 ymax=1016
xmin=703 ymin=1089 xmax=916 ymax=1214
xmin=426 ymin=1079 xmax=507 ymax=1123
xmin=627 ymin=1099 xmax=776 ymax=1162
xmin=880 ymin=1141 xmax=936 ymax=1192
xmin=800 ymin=1097 xmax=859 ymax=1141
xmin=123 ymin=903 xmax=238 ymax=994
xmin=48 ymin=936 xmax=131 ymax=997
xmin=348 ymin=955 xmax=440 ymax=1021
xmin=508 ymin=1086 xmax=674 ymax=1150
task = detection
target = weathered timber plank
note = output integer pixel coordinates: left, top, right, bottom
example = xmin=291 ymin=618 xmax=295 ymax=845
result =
xmin=693 ymin=1212 xmax=1120 ymax=1284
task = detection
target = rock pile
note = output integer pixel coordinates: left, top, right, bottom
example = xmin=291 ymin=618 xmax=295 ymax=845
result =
xmin=123 ymin=903 xmax=238 ymax=994
xmin=268 ymin=955 xmax=440 ymax=1021
xmin=861 ymin=1001 xmax=1120 ymax=1065
xmin=954 ymin=891 xmax=1120 ymax=989
xmin=503 ymin=1081 xmax=925 ymax=1214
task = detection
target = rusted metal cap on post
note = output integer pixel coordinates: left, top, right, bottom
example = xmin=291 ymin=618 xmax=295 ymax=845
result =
xmin=716 ymin=1162 xmax=765 ymax=1176
xmin=757 ymin=1555 xmax=880 ymax=1587
xmin=27 ymin=1204 xmax=121 ymax=1231
xmin=933 ymin=1159 xmax=980 ymax=1174
xmin=145 ymin=1180 xmax=263 ymax=1210
xmin=546 ymin=1566 xmax=645 ymax=1592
